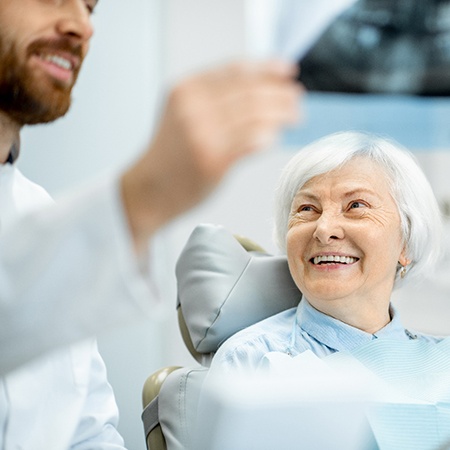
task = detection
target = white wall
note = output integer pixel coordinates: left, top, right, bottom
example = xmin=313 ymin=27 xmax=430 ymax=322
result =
xmin=164 ymin=0 xmax=247 ymax=83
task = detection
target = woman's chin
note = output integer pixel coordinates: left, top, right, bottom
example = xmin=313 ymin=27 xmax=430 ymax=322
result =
xmin=303 ymin=283 xmax=357 ymax=304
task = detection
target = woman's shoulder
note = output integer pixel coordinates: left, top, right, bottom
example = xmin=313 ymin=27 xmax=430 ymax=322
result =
xmin=415 ymin=331 xmax=447 ymax=344
xmin=222 ymin=306 xmax=297 ymax=349
xmin=212 ymin=307 xmax=297 ymax=371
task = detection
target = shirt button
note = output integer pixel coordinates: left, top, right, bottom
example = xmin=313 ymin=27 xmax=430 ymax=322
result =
xmin=405 ymin=329 xmax=418 ymax=340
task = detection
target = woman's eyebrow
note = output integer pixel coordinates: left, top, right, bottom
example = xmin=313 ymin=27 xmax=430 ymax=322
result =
xmin=294 ymin=187 xmax=381 ymax=203
xmin=342 ymin=188 xmax=381 ymax=199
xmin=293 ymin=190 xmax=319 ymax=202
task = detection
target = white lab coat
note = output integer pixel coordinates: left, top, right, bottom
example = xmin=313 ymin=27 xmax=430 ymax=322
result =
xmin=0 ymin=340 xmax=125 ymax=449
xmin=0 ymin=165 xmax=160 ymax=375
xmin=0 ymin=164 xmax=157 ymax=449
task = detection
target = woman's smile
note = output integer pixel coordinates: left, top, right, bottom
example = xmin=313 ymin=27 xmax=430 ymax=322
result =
xmin=310 ymin=253 xmax=360 ymax=266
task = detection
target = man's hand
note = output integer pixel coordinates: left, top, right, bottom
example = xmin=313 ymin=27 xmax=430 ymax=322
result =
xmin=121 ymin=60 xmax=302 ymax=251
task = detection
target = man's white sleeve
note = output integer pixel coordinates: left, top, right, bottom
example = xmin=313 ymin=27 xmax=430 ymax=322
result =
xmin=0 ymin=175 xmax=163 ymax=375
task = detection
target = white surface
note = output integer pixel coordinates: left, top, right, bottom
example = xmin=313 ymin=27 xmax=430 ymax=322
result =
xmin=196 ymin=364 xmax=372 ymax=450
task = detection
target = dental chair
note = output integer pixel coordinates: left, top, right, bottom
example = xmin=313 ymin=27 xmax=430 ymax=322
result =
xmin=141 ymin=223 xmax=302 ymax=450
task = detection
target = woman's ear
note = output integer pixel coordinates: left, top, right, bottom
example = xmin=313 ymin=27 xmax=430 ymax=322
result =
xmin=398 ymin=247 xmax=411 ymax=267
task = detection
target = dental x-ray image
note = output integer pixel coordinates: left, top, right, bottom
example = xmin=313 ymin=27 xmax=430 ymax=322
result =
xmin=280 ymin=0 xmax=450 ymax=95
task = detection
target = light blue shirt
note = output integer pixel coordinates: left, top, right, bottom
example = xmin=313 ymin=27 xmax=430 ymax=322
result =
xmin=211 ymin=299 xmax=442 ymax=373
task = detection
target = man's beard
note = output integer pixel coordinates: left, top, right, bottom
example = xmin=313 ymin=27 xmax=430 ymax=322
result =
xmin=0 ymin=36 xmax=82 ymax=125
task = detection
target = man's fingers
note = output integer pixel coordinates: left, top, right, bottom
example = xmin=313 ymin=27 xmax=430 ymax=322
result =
xmin=223 ymin=60 xmax=300 ymax=81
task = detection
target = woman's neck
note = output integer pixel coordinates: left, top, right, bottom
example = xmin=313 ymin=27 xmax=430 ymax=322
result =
xmin=306 ymin=297 xmax=392 ymax=334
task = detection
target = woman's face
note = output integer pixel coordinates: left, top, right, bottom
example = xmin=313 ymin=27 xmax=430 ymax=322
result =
xmin=286 ymin=157 xmax=409 ymax=313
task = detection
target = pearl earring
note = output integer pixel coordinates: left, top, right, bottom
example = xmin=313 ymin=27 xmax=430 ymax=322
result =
xmin=400 ymin=266 xmax=407 ymax=279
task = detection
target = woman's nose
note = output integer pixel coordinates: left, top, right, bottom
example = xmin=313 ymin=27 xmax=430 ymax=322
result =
xmin=55 ymin=0 xmax=94 ymax=43
xmin=313 ymin=212 xmax=345 ymax=244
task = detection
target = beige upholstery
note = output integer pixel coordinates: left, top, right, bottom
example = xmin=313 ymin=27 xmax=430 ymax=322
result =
xmin=141 ymin=224 xmax=301 ymax=449
xmin=142 ymin=366 xmax=181 ymax=450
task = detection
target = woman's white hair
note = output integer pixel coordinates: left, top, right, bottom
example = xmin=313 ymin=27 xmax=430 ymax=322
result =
xmin=273 ymin=131 xmax=443 ymax=285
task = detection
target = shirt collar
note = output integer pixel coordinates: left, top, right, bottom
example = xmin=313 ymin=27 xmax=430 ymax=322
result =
xmin=3 ymin=140 xmax=20 ymax=165
xmin=297 ymin=299 xmax=409 ymax=353
xmin=6 ymin=151 xmax=14 ymax=164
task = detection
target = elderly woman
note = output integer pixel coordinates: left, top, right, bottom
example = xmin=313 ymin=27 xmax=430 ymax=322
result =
xmin=206 ymin=130 xmax=448 ymax=447
xmin=211 ymin=129 xmax=443 ymax=370
xmin=204 ymin=131 xmax=449 ymax=449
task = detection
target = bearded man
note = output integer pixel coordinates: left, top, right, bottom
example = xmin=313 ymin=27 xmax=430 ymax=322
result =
xmin=0 ymin=0 xmax=299 ymax=448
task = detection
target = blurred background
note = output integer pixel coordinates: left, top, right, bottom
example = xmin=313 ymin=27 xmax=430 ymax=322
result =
xmin=17 ymin=1 xmax=450 ymax=448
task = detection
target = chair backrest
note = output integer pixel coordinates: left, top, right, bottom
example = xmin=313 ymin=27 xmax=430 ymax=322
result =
xmin=142 ymin=223 xmax=302 ymax=449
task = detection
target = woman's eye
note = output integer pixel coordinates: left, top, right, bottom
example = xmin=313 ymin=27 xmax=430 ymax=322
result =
xmin=298 ymin=205 xmax=314 ymax=212
xmin=349 ymin=201 xmax=366 ymax=209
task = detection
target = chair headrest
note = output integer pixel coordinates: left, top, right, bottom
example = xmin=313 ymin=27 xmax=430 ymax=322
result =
xmin=176 ymin=224 xmax=302 ymax=360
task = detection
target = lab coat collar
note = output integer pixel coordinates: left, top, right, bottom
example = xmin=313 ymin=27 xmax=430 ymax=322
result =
xmin=2 ymin=140 xmax=20 ymax=165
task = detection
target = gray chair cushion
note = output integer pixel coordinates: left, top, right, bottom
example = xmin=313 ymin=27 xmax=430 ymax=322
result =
xmin=176 ymin=224 xmax=302 ymax=355
xmin=159 ymin=367 xmax=208 ymax=450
